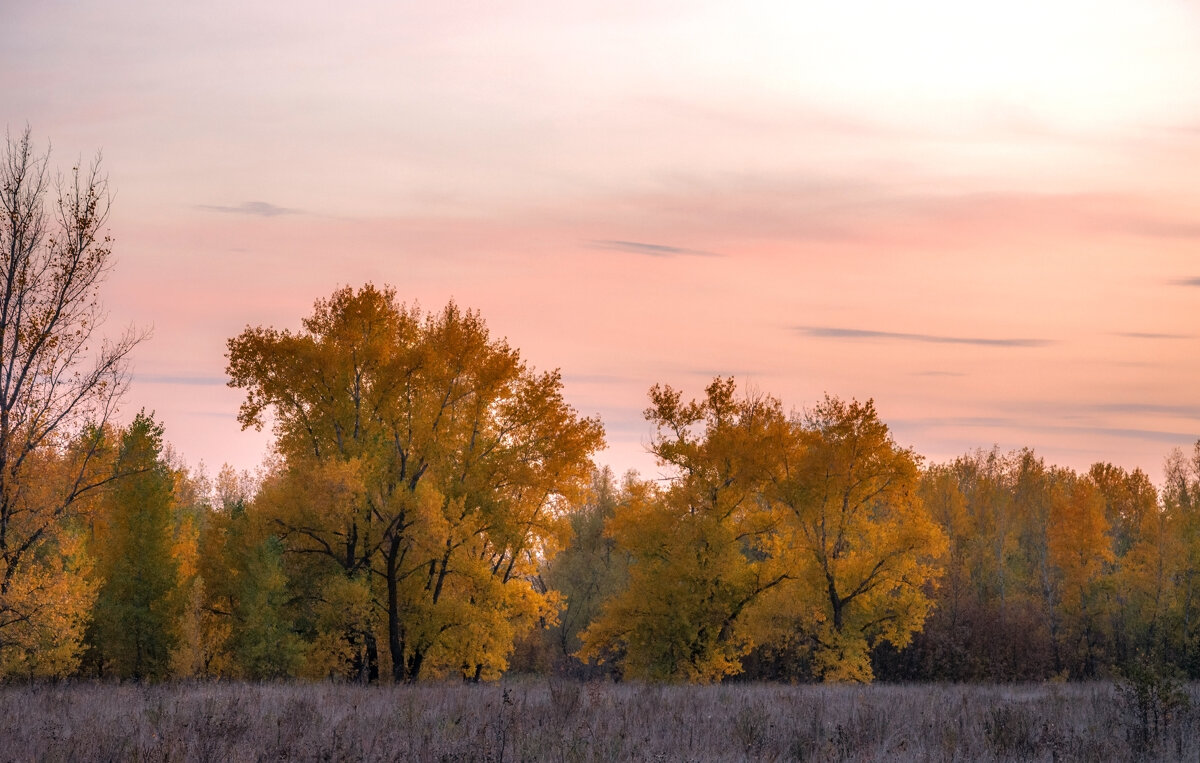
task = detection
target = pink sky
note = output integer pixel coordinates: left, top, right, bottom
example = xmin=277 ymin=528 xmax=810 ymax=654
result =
xmin=4 ymin=1 xmax=1199 ymax=483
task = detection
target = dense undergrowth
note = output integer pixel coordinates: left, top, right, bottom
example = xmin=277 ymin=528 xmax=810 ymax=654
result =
xmin=1 ymin=680 xmax=1197 ymax=761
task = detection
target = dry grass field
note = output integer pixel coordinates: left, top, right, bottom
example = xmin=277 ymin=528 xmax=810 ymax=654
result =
xmin=0 ymin=679 xmax=1196 ymax=762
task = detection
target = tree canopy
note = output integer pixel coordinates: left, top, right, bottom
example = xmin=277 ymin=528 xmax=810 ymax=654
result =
xmin=227 ymin=285 xmax=604 ymax=681
xmin=580 ymin=381 xmax=946 ymax=682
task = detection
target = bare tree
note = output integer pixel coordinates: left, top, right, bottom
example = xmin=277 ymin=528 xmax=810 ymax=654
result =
xmin=0 ymin=127 xmax=144 ymax=675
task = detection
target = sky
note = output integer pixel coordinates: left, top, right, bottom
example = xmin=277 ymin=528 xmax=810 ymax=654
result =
xmin=3 ymin=0 xmax=1199 ymax=484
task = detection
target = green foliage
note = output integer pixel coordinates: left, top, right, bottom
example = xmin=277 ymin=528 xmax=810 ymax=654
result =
xmin=231 ymin=536 xmax=304 ymax=679
xmin=538 ymin=467 xmax=630 ymax=673
xmin=188 ymin=478 xmax=308 ymax=680
xmin=87 ymin=412 xmax=180 ymax=680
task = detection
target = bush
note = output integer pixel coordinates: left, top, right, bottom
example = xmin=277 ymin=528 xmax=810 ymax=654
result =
xmin=1116 ymin=657 xmax=1190 ymax=755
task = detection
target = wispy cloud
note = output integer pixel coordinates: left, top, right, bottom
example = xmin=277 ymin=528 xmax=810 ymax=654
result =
xmin=135 ymin=374 xmax=227 ymax=386
xmin=588 ymin=239 xmax=721 ymax=258
xmin=913 ymin=371 xmax=967 ymax=377
xmin=601 ymin=184 xmax=1200 ymax=248
xmin=994 ymin=400 xmax=1200 ymax=422
xmin=902 ymin=416 xmax=1197 ymax=445
xmin=1172 ymin=277 xmax=1200 ymax=287
xmin=1104 ymin=218 xmax=1200 ymax=239
xmin=1089 ymin=403 xmax=1200 ymax=420
xmin=893 ymin=416 xmax=1013 ymax=430
xmin=1029 ymin=425 xmax=1194 ymax=445
xmin=797 ymin=327 xmax=1052 ymax=348
xmin=198 ymin=201 xmax=299 ymax=217
xmin=1115 ymin=331 xmax=1194 ymax=340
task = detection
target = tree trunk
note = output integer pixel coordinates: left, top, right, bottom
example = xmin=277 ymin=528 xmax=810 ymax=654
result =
xmin=387 ymin=534 xmax=404 ymax=682
xmin=365 ymin=631 xmax=379 ymax=683
xmin=406 ymin=648 xmax=425 ymax=683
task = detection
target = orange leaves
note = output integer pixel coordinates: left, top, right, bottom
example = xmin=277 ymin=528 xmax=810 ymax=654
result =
xmin=226 ymin=286 xmax=604 ymax=681
xmin=1048 ymin=477 xmax=1112 ymax=601
xmin=583 ymin=380 xmax=948 ymax=683
xmin=0 ymin=526 xmax=96 ymax=678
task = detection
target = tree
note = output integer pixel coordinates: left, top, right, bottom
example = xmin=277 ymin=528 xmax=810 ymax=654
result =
xmin=882 ymin=463 xmax=973 ymax=681
xmin=769 ymin=396 xmax=946 ymax=682
xmin=532 ymin=466 xmax=631 ymax=675
xmin=1090 ymin=462 xmax=1157 ymax=558
xmin=1163 ymin=441 xmax=1200 ymax=674
xmin=0 ymin=128 xmax=142 ymax=676
xmin=1110 ymin=474 xmax=1172 ymax=667
xmin=1047 ymin=472 xmax=1113 ymax=677
xmin=579 ymin=385 xmax=946 ymax=684
xmin=173 ymin=463 xmax=254 ymax=679
xmin=227 ymin=285 xmax=603 ymax=681
xmin=1087 ymin=462 xmax=1158 ymax=668
xmin=579 ymin=379 xmax=790 ymax=682
xmin=892 ymin=450 xmax=1070 ymax=681
xmin=87 ymin=412 xmax=179 ymax=680
xmin=228 ymin=535 xmax=304 ymax=679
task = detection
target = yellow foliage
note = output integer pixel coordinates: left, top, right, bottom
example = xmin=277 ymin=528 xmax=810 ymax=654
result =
xmin=0 ymin=528 xmax=97 ymax=678
xmin=302 ymin=575 xmax=379 ymax=680
xmin=770 ymin=396 xmax=947 ymax=682
xmin=579 ymin=381 xmax=790 ymax=682
xmin=227 ymin=286 xmax=603 ymax=682
xmin=1048 ymin=476 xmax=1112 ymax=612
xmin=170 ymin=576 xmax=233 ymax=678
xmin=583 ymin=384 xmax=947 ymax=684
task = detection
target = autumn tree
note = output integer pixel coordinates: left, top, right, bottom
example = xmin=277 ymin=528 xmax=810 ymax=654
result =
xmin=227 ymin=285 xmax=603 ymax=682
xmin=1046 ymin=472 xmax=1113 ymax=676
xmin=168 ymin=461 xmax=228 ymax=678
xmin=1072 ymin=462 xmax=1157 ymax=669
xmin=189 ymin=466 xmax=296 ymax=680
xmin=1106 ymin=470 xmax=1172 ymax=666
xmin=1091 ymin=462 xmax=1157 ymax=558
xmin=768 ymin=396 xmax=946 ymax=682
xmin=86 ymin=412 xmax=179 ymax=680
xmin=963 ymin=450 xmax=1058 ymax=679
xmin=1163 ymin=441 xmax=1200 ymax=673
xmin=877 ymin=449 xmax=1188 ymax=682
xmin=579 ymin=379 xmax=790 ymax=682
xmin=0 ymin=129 xmax=143 ymax=676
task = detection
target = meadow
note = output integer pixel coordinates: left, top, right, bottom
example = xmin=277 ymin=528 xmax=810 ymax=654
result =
xmin=1 ymin=679 xmax=1196 ymax=762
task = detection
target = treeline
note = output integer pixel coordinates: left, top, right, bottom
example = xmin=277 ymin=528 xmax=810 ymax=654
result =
xmin=6 ymin=283 xmax=1199 ymax=684
xmin=885 ymin=447 xmax=1200 ymax=682
xmin=4 ymin=130 xmax=1200 ymax=684
xmin=534 ymin=442 xmax=1200 ymax=683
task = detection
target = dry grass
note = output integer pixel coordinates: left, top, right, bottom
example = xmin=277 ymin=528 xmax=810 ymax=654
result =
xmin=0 ymin=680 xmax=1197 ymax=762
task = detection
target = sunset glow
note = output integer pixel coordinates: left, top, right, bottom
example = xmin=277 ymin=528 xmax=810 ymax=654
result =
xmin=4 ymin=0 xmax=1198 ymax=481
